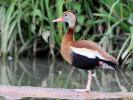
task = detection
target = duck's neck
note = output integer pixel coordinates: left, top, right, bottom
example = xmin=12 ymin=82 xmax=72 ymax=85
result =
xmin=60 ymin=26 xmax=75 ymax=64
xmin=61 ymin=26 xmax=75 ymax=45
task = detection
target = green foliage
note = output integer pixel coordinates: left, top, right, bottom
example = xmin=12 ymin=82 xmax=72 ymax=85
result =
xmin=0 ymin=0 xmax=133 ymax=68
xmin=93 ymin=0 xmax=133 ymax=68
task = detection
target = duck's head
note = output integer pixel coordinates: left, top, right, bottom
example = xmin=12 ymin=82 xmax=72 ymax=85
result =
xmin=53 ymin=10 xmax=77 ymax=28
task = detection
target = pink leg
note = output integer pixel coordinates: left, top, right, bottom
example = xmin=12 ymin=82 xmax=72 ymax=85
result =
xmin=72 ymin=70 xmax=92 ymax=93
xmin=99 ymin=61 xmax=103 ymax=66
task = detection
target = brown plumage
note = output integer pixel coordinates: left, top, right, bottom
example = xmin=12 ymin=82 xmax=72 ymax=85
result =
xmin=53 ymin=10 xmax=120 ymax=93
xmin=60 ymin=27 xmax=74 ymax=64
xmin=70 ymin=40 xmax=119 ymax=65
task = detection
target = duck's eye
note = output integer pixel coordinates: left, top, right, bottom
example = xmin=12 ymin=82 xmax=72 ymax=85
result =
xmin=64 ymin=14 xmax=67 ymax=17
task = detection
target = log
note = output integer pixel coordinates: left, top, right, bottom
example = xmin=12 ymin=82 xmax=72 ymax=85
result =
xmin=0 ymin=85 xmax=133 ymax=99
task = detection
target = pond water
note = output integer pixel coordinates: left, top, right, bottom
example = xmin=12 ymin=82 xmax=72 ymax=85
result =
xmin=0 ymin=58 xmax=133 ymax=99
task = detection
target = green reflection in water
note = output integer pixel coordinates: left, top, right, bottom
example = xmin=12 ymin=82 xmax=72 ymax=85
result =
xmin=0 ymin=58 xmax=133 ymax=99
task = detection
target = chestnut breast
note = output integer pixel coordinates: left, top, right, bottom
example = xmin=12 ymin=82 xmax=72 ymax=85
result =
xmin=60 ymin=41 xmax=72 ymax=64
xmin=60 ymin=27 xmax=74 ymax=64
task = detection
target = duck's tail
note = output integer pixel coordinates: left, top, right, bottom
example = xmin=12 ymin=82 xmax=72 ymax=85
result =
xmin=101 ymin=60 xmax=121 ymax=72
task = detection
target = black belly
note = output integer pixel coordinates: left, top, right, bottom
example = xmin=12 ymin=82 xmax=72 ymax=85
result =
xmin=71 ymin=52 xmax=99 ymax=70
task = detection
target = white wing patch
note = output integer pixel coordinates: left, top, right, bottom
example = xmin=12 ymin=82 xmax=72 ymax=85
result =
xmin=70 ymin=47 xmax=108 ymax=61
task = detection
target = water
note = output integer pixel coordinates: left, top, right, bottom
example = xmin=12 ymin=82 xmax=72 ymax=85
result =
xmin=0 ymin=58 xmax=133 ymax=99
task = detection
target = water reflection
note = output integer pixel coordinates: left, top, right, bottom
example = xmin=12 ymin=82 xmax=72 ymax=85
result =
xmin=0 ymin=58 xmax=133 ymax=99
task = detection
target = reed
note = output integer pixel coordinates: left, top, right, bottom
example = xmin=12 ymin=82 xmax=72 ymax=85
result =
xmin=0 ymin=0 xmax=133 ymax=68
xmin=93 ymin=0 xmax=133 ymax=68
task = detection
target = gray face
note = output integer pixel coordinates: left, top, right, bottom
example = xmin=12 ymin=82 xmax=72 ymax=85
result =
xmin=62 ymin=13 xmax=70 ymax=23
xmin=62 ymin=12 xmax=76 ymax=27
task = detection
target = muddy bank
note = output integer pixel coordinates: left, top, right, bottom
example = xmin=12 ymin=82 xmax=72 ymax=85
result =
xmin=0 ymin=85 xmax=133 ymax=99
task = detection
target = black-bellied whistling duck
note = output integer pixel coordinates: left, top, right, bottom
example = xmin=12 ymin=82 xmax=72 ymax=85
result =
xmin=52 ymin=10 xmax=120 ymax=93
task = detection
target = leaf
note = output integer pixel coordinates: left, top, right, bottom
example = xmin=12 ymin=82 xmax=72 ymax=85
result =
xmin=24 ymin=12 xmax=30 ymax=23
xmin=121 ymin=26 xmax=133 ymax=59
xmin=76 ymin=25 xmax=81 ymax=33
xmin=74 ymin=3 xmax=81 ymax=13
xmin=32 ymin=9 xmax=42 ymax=19
xmin=77 ymin=15 xmax=85 ymax=25
xmin=42 ymin=30 xmax=50 ymax=43
xmin=94 ymin=19 xmax=107 ymax=24
xmin=31 ymin=23 xmax=36 ymax=34
xmin=128 ymin=13 xmax=133 ymax=25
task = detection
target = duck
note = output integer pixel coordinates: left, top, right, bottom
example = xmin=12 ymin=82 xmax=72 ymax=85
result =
xmin=52 ymin=10 xmax=120 ymax=93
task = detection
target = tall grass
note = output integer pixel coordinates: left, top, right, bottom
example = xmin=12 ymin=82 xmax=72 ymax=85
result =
xmin=93 ymin=0 xmax=133 ymax=68
xmin=0 ymin=0 xmax=133 ymax=68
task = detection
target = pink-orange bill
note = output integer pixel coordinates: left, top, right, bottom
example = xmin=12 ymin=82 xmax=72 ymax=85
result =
xmin=52 ymin=16 xmax=64 ymax=22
